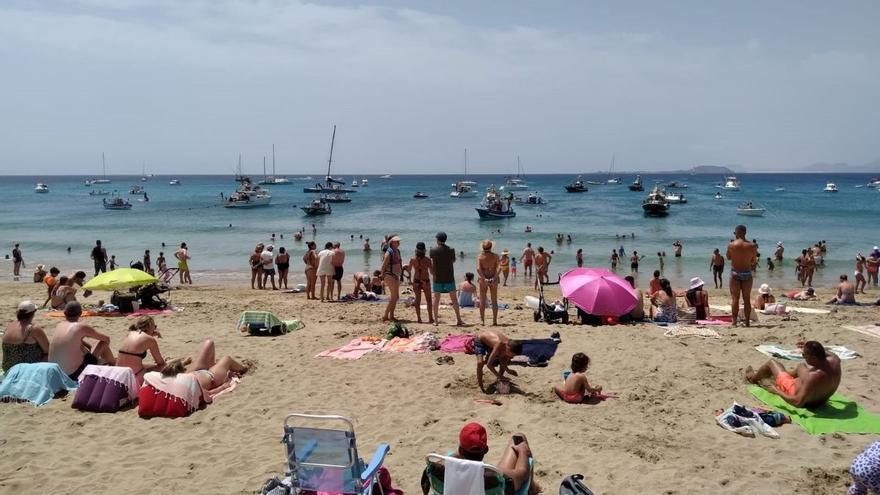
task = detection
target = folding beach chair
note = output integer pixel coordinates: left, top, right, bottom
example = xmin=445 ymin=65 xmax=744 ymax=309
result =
xmin=237 ymin=311 xmax=302 ymax=336
xmin=422 ymin=453 xmax=533 ymax=495
xmin=158 ymin=267 xmax=179 ymax=284
xmin=276 ymin=413 xmax=390 ymax=495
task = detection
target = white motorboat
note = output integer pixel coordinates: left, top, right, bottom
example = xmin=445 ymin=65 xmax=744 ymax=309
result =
xmin=89 ymin=189 xmax=110 ymax=196
xmin=413 ymin=192 xmax=428 ymax=199
xmin=103 ymin=194 xmax=132 ymax=210
xmin=224 ymin=178 xmax=272 ymax=208
xmin=450 ymin=181 xmax=478 ymax=198
xmin=169 ymin=179 xmax=181 ymax=186
xmin=129 ymin=185 xmax=145 ymax=195
xmin=514 ymin=192 xmax=546 ymax=205
xmin=721 ymin=176 xmax=740 ymax=191
xmin=379 ymin=174 xmax=392 ymax=179
xmin=642 ymin=187 xmax=670 ymax=216
xmin=823 ymin=182 xmax=839 ymax=193
xmin=321 ymin=192 xmax=352 ymax=203
xmin=500 ymin=156 xmax=530 ymax=191
xmin=351 ymin=179 xmax=359 ymax=188
xmin=666 ymin=192 xmax=687 ymax=204
xmin=774 ymin=187 xmax=785 ymax=192
xmin=361 ymin=178 xmax=369 ymax=187
xmin=628 ymin=175 xmax=644 ymax=191
xmin=34 ymin=183 xmax=49 ymax=193
xmin=867 ymin=177 xmax=880 ymax=188
xmin=736 ymin=202 xmax=765 ymax=216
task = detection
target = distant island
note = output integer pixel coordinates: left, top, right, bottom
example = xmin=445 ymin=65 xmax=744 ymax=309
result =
xmin=593 ymin=165 xmax=736 ymax=175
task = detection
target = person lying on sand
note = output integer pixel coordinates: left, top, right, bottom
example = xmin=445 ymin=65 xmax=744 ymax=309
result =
xmin=553 ymin=352 xmax=602 ymax=404
xmin=159 ymin=343 xmax=251 ymax=401
xmin=789 ymin=287 xmax=817 ymax=301
xmin=746 ymin=340 xmax=841 ymax=408
xmin=475 ymin=329 xmax=520 ymax=393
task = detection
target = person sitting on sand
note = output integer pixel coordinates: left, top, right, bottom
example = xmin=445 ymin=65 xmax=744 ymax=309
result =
xmin=649 ymin=278 xmax=677 ymax=323
xmin=553 ymin=352 xmax=602 ymax=404
xmin=369 ymin=270 xmax=384 ymax=295
xmin=50 ymin=276 xmax=78 ymax=310
xmin=624 ymin=276 xmax=644 ymax=322
xmin=116 ymin=316 xmax=167 ymax=383
xmin=746 ymin=340 xmax=841 ymax=408
xmin=827 ymin=275 xmax=857 ymax=305
xmin=648 ymin=270 xmax=662 ymax=296
xmin=156 ymin=342 xmax=251 ymax=404
xmin=2 ymin=301 xmax=50 ymax=372
xmin=48 ymin=302 xmax=116 ymax=379
xmin=458 ymin=272 xmax=477 ymax=308
xmin=753 ymin=283 xmax=787 ymax=315
xmin=475 ymin=329 xmax=521 ymax=393
xmin=684 ymin=277 xmax=709 ymax=320
xmin=421 ymin=422 xmax=539 ymax=495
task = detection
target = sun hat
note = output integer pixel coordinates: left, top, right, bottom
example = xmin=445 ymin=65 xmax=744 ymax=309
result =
xmin=777 ymin=242 xmax=783 ymax=246
xmin=688 ymin=277 xmax=705 ymax=290
xmin=459 ymin=422 xmax=489 ymax=455
xmin=389 ymin=235 xmax=401 ymax=243
xmin=501 ymin=249 xmax=510 ymax=255
xmin=758 ymin=283 xmax=772 ymax=295
xmin=17 ymin=300 xmax=37 ymax=313
xmin=435 ymin=232 xmax=447 ymax=242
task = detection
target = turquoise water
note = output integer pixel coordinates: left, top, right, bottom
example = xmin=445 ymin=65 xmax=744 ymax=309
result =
xmin=2 ymin=173 xmax=877 ymax=288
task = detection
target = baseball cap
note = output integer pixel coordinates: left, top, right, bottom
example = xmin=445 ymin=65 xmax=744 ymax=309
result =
xmin=436 ymin=232 xmax=447 ymax=242
xmin=17 ymin=300 xmax=37 ymax=313
xmin=459 ymin=422 xmax=488 ymax=455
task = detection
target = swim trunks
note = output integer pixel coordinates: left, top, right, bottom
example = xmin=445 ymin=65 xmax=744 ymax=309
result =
xmin=473 ymin=340 xmax=488 ymax=356
xmin=332 ymin=266 xmax=343 ymax=281
xmin=713 ymin=265 xmax=724 ymax=273
xmin=524 ymin=259 xmax=533 ymax=267
xmin=432 ymin=282 xmax=456 ymax=294
xmin=730 ymin=269 xmax=752 ymax=281
xmin=69 ymin=352 xmax=98 ymax=380
xmin=775 ymin=371 xmax=797 ymax=396
xmin=555 ymin=388 xmax=585 ymax=404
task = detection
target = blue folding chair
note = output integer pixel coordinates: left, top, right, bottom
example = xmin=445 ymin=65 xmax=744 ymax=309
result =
xmin=282 ymin=413 xmax=390 ymax=495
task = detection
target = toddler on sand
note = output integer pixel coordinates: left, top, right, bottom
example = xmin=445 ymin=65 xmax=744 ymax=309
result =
xmin=553 ymin=352 xmax=602 ymax=404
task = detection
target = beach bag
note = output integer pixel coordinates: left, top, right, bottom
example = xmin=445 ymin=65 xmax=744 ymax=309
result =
xmin=385 ymin=321 xmax=410 ymax=340
xmin=559 ymin=474 xmax=594 ymax=495
xmin=72 ymin=374 xmax=130 ymax=413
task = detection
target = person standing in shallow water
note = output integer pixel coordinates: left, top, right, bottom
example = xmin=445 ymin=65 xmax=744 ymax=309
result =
xmin=727 ymin=225 xmax=757 ymax=327
xmin=710 ymin=248 xmax=725 ymax=289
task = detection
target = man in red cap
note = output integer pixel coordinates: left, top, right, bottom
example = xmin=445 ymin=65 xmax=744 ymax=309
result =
xmin=446 ymin=422 xmax=537 ymax=494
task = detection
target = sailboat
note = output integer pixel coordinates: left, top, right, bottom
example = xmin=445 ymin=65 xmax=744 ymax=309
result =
xmin=500 ymin=156 xmax=529 ymax=191
xmin=258 ymin=145 xmax=291 ymax=185
xmin=90 ymin=153 xmax=112 ymax=185
xmin=140 ymin=162 xmax=148 ymax=182
xmin=606 ymin=153 xmax=622 ymax=184
xmin=303 ymin=125 xmax=355 ymax=194
xmin=450 ymin=148 xmax=478 ymax=198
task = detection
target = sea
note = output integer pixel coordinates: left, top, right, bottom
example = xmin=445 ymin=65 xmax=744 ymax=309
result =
xmin=2 ymin=173 xmax=877 ymax=289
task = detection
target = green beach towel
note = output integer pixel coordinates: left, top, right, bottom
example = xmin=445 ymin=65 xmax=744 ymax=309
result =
xmin=749 ymin=385 xmax=880 ymax=435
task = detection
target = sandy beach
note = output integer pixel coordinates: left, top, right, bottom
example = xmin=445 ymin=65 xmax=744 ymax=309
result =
xmin=0 ymin=277 xmax=878 ymax=494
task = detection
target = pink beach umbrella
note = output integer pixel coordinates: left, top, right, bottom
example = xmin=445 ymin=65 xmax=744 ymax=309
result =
xmin=559 ymin=267 xmax=639 ymax=316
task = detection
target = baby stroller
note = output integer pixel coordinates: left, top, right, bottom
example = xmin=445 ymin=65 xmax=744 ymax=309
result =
xmin=533 ymin=278 xmax=569 ymax=324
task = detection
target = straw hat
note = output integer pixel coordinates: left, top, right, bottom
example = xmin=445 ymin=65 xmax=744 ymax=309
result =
xmin=688 ymin=277 xmax=705 ymax=290
xmin=758 ymin=283 xmax=772 ymax=295
xmin=501 ymin=249 xmax=510 ymax=256
xmin=389 ymin=235 xmax=401 ymax=243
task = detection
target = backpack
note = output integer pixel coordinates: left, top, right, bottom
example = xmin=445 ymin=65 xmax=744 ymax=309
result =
xmin=559 ymin=474 xmax=594 ymax=495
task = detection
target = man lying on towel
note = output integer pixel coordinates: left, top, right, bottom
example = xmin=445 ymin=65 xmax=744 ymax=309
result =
xmin=475 ymin=330 xmax=521 ymax=393
xmin=745 ymin=340 xmax=841 ymax=408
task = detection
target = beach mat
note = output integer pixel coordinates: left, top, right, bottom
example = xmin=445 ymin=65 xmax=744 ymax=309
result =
xmin=755 ymin=344 xmax=859 ymax=361
xmin=749 ymin=386 xmax=880 ymax=435
xmin=709 ymin=303 xmax=829 ymax=315
xmin=843 ymin=325 xmax=880 ymax=339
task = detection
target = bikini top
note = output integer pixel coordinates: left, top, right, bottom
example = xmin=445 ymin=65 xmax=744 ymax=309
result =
xmin=119 ymin=349 xmax=148 ymax=359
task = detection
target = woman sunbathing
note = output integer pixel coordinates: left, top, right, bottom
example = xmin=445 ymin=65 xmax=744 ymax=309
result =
xmin=116 ymin=316 xmax=167 ymax=383
xmin=160 ymin=340 xmax=251 ymax=400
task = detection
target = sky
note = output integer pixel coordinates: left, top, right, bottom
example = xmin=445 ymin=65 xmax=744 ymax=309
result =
xmin=1 ymin=0 xmax=878 ymax=175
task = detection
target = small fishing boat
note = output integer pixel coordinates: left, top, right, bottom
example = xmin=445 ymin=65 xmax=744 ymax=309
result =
xmin=224 ymin=178 xmax=272 ymax=208
xmin=823 ymin=182 xmax=839 ymax=193
xmin=320 ymin=192 xmax=352 ymax=203
xmin=774 ymin=187 xmax=785 ymax=192
xmin=351 ymin=179 xmax=360 ymax=188
xmin=301 ymin=198 xmax=332 ymax=216
xmin=89 ymin=189 xmax=110 ymax=196
xmin=476 ymin=185 xmax=516 ymax=219
xmin=169 ymin=179 xmax=181 ymax=186
xmin=720 ymin=176 xmax=740 ymax=191
xmin=361 ymin=178 xmax=369 ymax=187
xmin=736 ymin=202 xmax=765 ymax=217
xmin=666 ymin=192 xmax=687 ymax=204
xmin=514 ymin=192 xmax=546 ymax=206
xmin=103 ymin=194 xmax=132 ymax=210
xmin=413 ymin=192 xmax=428 ymax=199
xmin=642 ymin=187 xmax=670 ymax=217
xmin=867 ymin=177 xmax=880 ymax=188
xmin=450 ymin=181 xmax=478 ymax=198
xmin=379 ymin=174 xmax=392 ymax=179
xmin=628 ymin=175 xmax=644 ymax=191
xmin=565 ymin=175 xmax=588 ymax=193
xmin=129 ymin=185 xmax=145 ymax=195
xmin=34 ymin=183 xmax=49 ymax=193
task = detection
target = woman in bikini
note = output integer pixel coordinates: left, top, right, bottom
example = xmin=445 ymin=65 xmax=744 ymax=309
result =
xmin=302 ymin=241 xmax=318 ymax=300
xmin=276 ymin=247 xmax=290 ymax=290
xmin=477 ymin=240 xmax=501 ymax=326
xmin=158 ymin=341 xmax=251 ymax=404
xmin=855 ymin=254 xmax=867 ymax=294
xmin=499 ymin=250 xmax=511 ymax=286
xmin=50 ymin=276 xmax=78 ymax=310
xmin=249 ymin=243 xmax=264 ymax=289
xmin=382 ymin=235 xmax=403 ymax=322
xmin=116 ymin=316 xmax=167 ymax=384
xmin=649 ymin=278 xmax=678 ymax=323
xmin=408 ymin=242 xmax=434 ymax=323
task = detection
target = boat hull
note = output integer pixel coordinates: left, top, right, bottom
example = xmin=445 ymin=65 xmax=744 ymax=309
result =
xmin=450 ymin=191 xmax=478 ymax=198
xmin=301 ymin=207 xmax=331 ymax=216
xmin=565 ymin=186 xmax=588 ymax=193
xmin=642 ymin=204 xmax=669 ymax=216
xmin=223 ymin=198 xmax=272 ymax=208
xmin=628 ymin=185 xmax=643 ymax=191
xmin=103 ymin=204 xmax=132 ymax=210
xmin=476 ymin=208 xmax=516 ymax=219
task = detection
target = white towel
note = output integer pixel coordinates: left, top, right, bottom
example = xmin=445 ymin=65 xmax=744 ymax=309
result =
xmin=443 ymin=456 xmax=485 ymax=495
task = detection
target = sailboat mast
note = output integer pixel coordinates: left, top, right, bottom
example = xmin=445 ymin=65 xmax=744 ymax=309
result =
xmin=464 ymin=148 xmax=468 ymax=176
xmin=102 ymin=152 xmax=106 ymax=179
xmin=263 ymin=156 xmax=267 ymax=179
xmin=326 ymin=125 xmax=336 ymax=180
xmin=272 ymin=144 xmax=276 ymax=176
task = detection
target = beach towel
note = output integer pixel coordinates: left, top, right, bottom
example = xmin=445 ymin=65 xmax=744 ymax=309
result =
xmin=749 ymin=386 xmax=880 ymax=435
xmin=441 ymin=456 xmax=485 ymax=495
xmin=755 ymin=344 xmax=859 ymax=361
xmin=694 ymin=319 xmax=728 ymax=326
xmin=709 ymin=303 xmax=828 ymax=315
xmin=237 ymin=311 xmax=301 ymax=336
xmin=127 ymin=308 xmax=177 ymax=317
xmin=440 ymin=334 xmax=474 ymax=353
xmin=381 ymin=333 xmax=438 ymax=353
xmin=0 ymin=363 xmax=78 ymax=406
xmin=44 ymin=310 xmax=123 ymax=318
xmin=72 ymin=365 xmax=139 ymax=413
xmin=519 ymin=338 xmax=558 ymax=364
xmin=843 ymin=325 xmax=880 ymax=339
xmin=663 ymin=325 xmax=720 ymax=338
xmin=316 ymin=338 xmax=382 ymax=360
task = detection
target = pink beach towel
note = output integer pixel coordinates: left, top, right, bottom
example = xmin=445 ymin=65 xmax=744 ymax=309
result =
xmin=440 ymin=334 xmax=474 ymax=353
xmin=79 ymin=365 xmax=139 ymax=402
xmin=316 ymin=339 xmax=382 ymax=360
xmin=127 ymin=308 xmax=176 ymax=317
xmin=143 ymin=371 xmax=202 ymax=412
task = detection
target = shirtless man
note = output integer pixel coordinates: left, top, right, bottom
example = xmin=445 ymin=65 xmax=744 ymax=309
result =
xmin=827 ymin=275 xmax=856 ymax=305
xmin=474 ymin=329 xmax=520 ymax=393
xmin=476 ymin=240 xmax=500 ymax=326
xmin=726 ymin=225 xmax=757 ymax=327
xmin=710 ymin=248 xmax=725 ymax=288
xmin=533 ymin=247 xmax=546 ymax=289
xmin=801 ymin=251 xmax=816 ymax=287
xmin=624 ymin=275 xmax=645 ymax=321
xmin=774 ymin=242 xmax=784 ymax=262
xmin=673 ymin=240 xmax=683 ymax=257
xmin=521 ymin=243 xmax=535 ymax=278
xmin=332 ymin=242 xmax=346 ymax=300
xmin=746 ymin=340 xmax=841 ymax=408
xmin=48 ymin=302 xmax=116 ymax=379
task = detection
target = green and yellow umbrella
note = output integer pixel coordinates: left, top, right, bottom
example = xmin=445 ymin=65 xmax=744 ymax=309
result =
xmin=83 ymin=268 xmax=157 ymax=291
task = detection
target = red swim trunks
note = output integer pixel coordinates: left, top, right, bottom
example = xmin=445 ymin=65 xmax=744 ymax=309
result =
xmin=524 ymin=259 xmax=533 ymax=267
xmin=775 ymin=372 xmax=797 ymax=395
